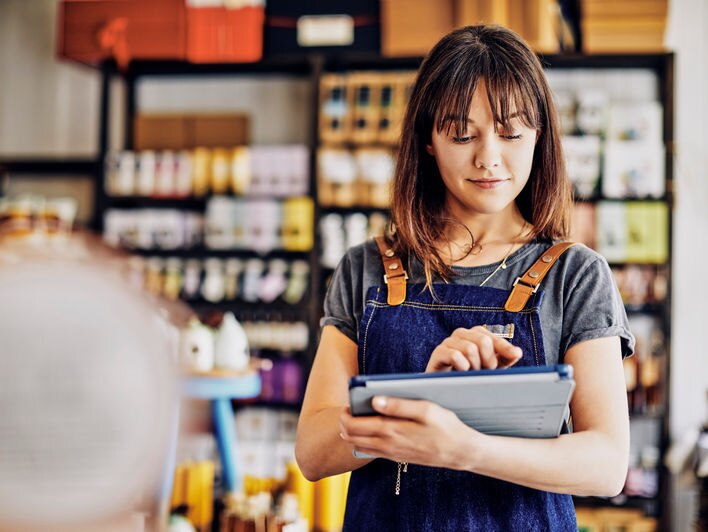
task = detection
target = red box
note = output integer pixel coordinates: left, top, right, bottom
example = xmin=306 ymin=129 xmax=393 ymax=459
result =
xmin=186 ymin=5 xmax=264 ymax=63
xmin=58 ymin=0 xmax=186 ymax=67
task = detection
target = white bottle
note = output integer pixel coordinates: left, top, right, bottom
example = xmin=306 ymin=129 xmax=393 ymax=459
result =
xmin=179 ymin=318 xmax=215 ymax=373
xmin=214 ymin=312 xmax=250 ymax=371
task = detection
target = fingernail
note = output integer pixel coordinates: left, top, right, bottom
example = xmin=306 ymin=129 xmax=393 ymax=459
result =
xmin=373 ymin=396 xmax=387 ymax=409
xmin=339 ymin=432 xmax=345 ymax=439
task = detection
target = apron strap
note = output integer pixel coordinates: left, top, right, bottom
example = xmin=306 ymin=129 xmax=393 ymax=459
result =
xmin=374 ymin=236 xmax=408 ymax=306
xmin=504 ymin=242 xmax=577 ymax=312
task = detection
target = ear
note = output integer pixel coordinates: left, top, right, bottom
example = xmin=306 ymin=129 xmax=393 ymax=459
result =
xmin=425 ymin=144 xmax=435 ymax=156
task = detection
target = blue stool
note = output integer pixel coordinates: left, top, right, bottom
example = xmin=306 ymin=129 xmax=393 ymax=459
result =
xmin=161 ymin=370 xmax=261 ymax=523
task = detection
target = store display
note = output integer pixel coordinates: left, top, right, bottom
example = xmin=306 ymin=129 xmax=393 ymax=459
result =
xmin=85 ymin=44 xmax=674 ymax=530
xmin=318 ymin=71 xmax=415 ymax=145
xmin=179 ymin=318 xmax=216 ymax=372
xmin=214 ymin=312 xmax=251 ymax=371
xmin=0 ymin=194 xmax=78 ymax=237
xmin=562 ymin=135 xmax=601 ymax=199
xmin=603 ymin=140 xmax=665 ymax=199
xmin=263 ymin=0 xmax=380 ymax=55
xmin=105 ymin=144 xmax=308 ymax=199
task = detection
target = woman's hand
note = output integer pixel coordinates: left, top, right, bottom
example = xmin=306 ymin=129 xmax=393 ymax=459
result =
xmin=426 ymin=326 xmax=522 ymax=372
xmin=339 ymin=396 xmax=480 ymax=470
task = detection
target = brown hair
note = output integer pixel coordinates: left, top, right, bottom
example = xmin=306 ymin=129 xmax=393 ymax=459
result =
xmin=389 ymin=24 xmax=572 ymax=287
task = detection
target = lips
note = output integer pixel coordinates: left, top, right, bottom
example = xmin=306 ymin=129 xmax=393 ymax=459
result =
xmin=466 ymin=178 xmax=510 ymax=189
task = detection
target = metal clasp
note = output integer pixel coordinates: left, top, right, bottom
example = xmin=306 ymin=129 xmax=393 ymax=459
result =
xmin=512 ymin=276 xmax=540 ymax=293
xmin=383 ymin=272 xmax=409 ymax=284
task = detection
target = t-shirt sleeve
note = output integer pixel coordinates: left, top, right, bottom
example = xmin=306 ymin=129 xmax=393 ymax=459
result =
xmin=320 ymin=252 xmax=359 ymax=344
xmin=561 ymin=254 xmax=635 ymax=358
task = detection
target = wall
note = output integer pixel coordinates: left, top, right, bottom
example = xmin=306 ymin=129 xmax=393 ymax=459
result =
xmin=665 ymin=0 xmax=708 ymax=439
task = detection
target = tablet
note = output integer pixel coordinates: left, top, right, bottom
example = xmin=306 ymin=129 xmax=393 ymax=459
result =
xmin=349 ymin=364 xmax=575 ymax=441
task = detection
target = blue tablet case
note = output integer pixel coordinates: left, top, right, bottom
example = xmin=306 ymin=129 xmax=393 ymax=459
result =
xmin=349 ymin=364 xmax=575 ymax=439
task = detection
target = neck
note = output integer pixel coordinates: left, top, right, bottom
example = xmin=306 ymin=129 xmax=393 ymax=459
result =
xmin=439 ymin=209 xmax=531 ymax=267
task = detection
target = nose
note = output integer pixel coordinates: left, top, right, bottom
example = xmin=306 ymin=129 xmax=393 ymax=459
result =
xmin=473 ymin=135 xmax=502 ymax=169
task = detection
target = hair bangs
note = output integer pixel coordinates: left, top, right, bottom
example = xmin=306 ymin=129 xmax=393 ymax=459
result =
xmin=422 ymin=54 xmax=484 ymax=136
xmin=485 ymin=71 xmax=541 ymax=131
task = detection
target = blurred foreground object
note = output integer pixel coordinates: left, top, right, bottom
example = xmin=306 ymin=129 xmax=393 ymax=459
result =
xmin=0 ymin=227 xmax=184 ymax=531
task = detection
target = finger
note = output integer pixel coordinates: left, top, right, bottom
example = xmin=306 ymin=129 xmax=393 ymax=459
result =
xmin=489 ymin=337 xmax=523 ymax=367
xmin=426 ymin=347 xmax=470 ymax=372
xmin=460 ymin=327 xmax=522 ymax=367
xmin=444 ymin=338 xmax=481 ymax=370
xmin=468 ymin=333 xmax=497 ymax=369
xmin=371 ymin=395 xmax=435 ymax=423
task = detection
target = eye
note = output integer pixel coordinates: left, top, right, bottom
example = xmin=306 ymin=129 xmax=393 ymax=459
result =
xmin=502 ymin=133 xmax=523 ymax=140
xmin=452 ymin=135 xmax=473 ymax=144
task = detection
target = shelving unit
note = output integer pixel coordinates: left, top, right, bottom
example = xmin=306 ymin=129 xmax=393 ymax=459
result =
xmin=542 ymin=53 xmax=674 ymax=530
xmin=87 ymin=51 xmax=674 ymax=530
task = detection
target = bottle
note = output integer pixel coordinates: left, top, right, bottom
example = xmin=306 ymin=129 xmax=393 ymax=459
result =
xmin=179 ymin=318 xmax=215 ymax=373
xmin=214 ymin=312 xmax=250 ymax=371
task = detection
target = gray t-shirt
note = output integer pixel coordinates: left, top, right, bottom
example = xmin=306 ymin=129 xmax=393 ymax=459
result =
xmin=321 ymin=238 xmax=635 ymax=364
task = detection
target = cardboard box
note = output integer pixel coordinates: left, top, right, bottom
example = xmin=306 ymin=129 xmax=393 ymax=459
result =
xmin=381 ymin=0 xmax=559 ymax=57
xmin=58 ymin=0 xmax=186 ymax=67
xmin=134 ymin=114 xmax=250 ymax=150
xmin=506 ymin=0 xmax=560 ymax=53
xmin=380 ymin=0 xmax=454 ymax=57
xmin=580 ymin=0 xmax=667 ymax=53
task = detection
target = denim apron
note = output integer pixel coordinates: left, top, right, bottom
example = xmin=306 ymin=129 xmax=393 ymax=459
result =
xmin=342 ymin=241 xmax=578 ymax=531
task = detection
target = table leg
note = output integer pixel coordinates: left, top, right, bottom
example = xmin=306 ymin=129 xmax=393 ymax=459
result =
xmin=212 ymin=397 xmax=241 ymax=493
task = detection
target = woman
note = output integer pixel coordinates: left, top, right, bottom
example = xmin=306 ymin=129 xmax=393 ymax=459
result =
xmin=296 ymin=25 xmax=633 ymax=531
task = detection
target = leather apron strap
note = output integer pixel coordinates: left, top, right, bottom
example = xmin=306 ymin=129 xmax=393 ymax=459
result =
xmin=374 ymin=236 xmax=408 ymax=306
xmin=504 ymin=242 xmax=577 ymax=312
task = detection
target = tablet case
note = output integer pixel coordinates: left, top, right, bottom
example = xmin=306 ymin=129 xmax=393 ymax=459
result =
xmin=349 ymin=364 xmax=575 ymax=439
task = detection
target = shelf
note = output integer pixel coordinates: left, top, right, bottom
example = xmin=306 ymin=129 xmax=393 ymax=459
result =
xmin=573 ymin=494 xmax=660 ymax=516
xmin=574 ymin=196 xmax=671 ymax=204
xmin=187 ymin=299 xmax=309 ymax=314
xmin=540 ymin=52 xmax=673 ymax=71
xmin=624 ymin=303 xmax=666 ymax=315
xmin=105 ymin=195 xmax=313 ymax=209
xmin=128 ymin=247 xmax=311 ymax=260
xmin=123 ymin=56 xmax=313 ymax=78
xmin=0 ymin=157 xmax=97 ymax=176
xmin=319 ymin=206 xmax=390 ymax=215
xmin=105 ymin=196 xmax=207 ymax=210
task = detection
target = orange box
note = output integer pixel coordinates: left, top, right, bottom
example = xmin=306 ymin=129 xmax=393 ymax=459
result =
xmin=186 ymin=5 xmax=265 ymax=63
xmin=57 ymin=0 xmax=186 ymax=67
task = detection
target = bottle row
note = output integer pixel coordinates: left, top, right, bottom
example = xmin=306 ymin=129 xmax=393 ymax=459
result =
xmin=318 ymin=147 xmax=395 ymax=208
xmin=0 ymin=195 xmax=78 ymax=236
xmin=575 ymin=507 xmax=657 ymax=531
xmin=563 ymin=136 xmax=664 ymax=199
xmin=104 ymin=196 xmax=314 ymax=253
xmin=179 ymin=313 xmax=309 ymax=375
xmin=320 ymin=211 xmax=388 ymax=270
xmin=624 ymin=314 xmax=666 ymax=416
xmin=105 ymin=145 xmax=309 ymax=199
xmin=624 ymin=446 xmax=661 ymax=499
xmin=135 ymin=255 xmax=310 ymax=306
xmin=612 ymin=264 xmax=668 ymax=309
xmin=319 ymin=71 xmax=416 ymax=145
xmin=571 ymin=202 xmax=668 ymax=264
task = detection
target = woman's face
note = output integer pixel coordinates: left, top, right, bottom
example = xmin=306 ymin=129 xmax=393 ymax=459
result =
xmin=426 ymin=83 xmax=538 ymax=219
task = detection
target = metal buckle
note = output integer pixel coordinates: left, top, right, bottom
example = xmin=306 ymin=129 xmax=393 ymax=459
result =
xmin=384 ymin=272 xmax=409 ymax=284
xmin=512 ymin=276 xmax=540 ymax=293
